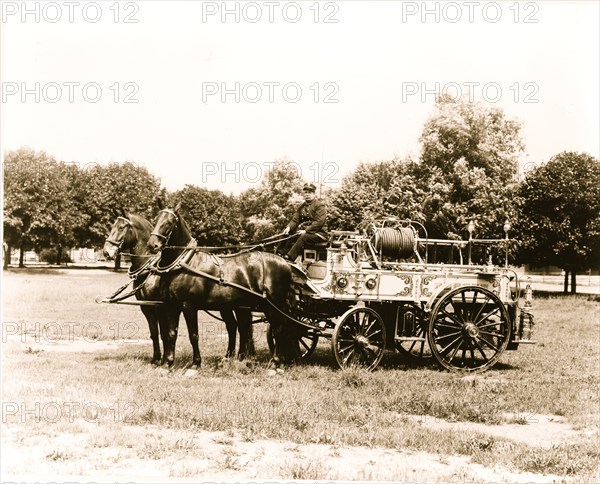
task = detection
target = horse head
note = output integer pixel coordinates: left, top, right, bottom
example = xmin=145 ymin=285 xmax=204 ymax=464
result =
xmin=103 ymin=214 xmax=134 ymax=260
xmin=147 ymin=203 xmax=186 ymax=254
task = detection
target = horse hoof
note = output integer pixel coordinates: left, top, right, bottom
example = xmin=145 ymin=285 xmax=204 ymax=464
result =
xmin=267 ymin=369 xmax=277 ymax=376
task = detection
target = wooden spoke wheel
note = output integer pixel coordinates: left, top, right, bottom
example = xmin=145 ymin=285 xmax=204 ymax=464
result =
xmin=266 ymin=321 xmax=319 ymax=360
xmin=396 ymin=326 xmax=432 ymax=360
xmin=395 ymin=306 xmax=433 ymax=361
xmin=428 ymin=286 xmax=510 ymax=373
xmin=332 ymin=307 xmax=386 ymax=371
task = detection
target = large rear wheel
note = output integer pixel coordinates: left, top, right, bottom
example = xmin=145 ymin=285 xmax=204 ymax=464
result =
xmin=428 ymin=286 xmax=510 ymax=373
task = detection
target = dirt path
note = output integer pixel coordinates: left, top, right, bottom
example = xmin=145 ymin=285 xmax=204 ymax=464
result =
xmin=1 ymin=421 xmax=574 ymax=483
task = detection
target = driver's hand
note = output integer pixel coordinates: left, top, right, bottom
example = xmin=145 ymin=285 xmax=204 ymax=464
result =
xmin=283 ymin=227 xmax=290 ymax=235
xmin=298 ymin=230 xmax=306 ymax=235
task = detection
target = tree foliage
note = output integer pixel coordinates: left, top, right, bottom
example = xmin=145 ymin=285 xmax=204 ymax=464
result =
xmin=239 ymin=158 xmax=305 ymax=240
xmin=171 ymin=185 xmax=245 ymax=246
xmin=420 ymin=94 xmax=524 ymax=184
xmin=516 ymin=151 xmax=600 ymax=271
xmin=78 ymin=162 xmax=162 ymax=247
xmin=3 ymin=148 xmax=84 ymax=263
xmin=328 ymin=158 xmax=425 ymax=231
xmin=417 ymin=96 xmax=524 ymax=238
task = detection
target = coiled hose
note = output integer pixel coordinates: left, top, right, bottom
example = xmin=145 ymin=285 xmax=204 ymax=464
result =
xmin=373 ymin=227 xmax=416 ymax=259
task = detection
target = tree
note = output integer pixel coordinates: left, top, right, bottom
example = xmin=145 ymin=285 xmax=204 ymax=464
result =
xmin=79 ymin=162 xmax=162 ymax=246
xmin=239 ymin=158 xmax=305 ymax=240
xmin=418 ymin=96 xmax=525 ymax=239
xmin=420 ymin=94 xmax=524 ymax=184
xmin=171 ymin=185 xmax=245 ymax=246
xmin=328 ymin=158 xmax=422 ymax=231
xmin=516 ymin=151 xmax=600 ymax=293
xmin=3 ymin=148 xmax=83 ymax=266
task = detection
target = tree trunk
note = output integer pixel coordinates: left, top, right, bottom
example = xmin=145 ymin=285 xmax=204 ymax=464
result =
xmin=571 ymin=269 xmax=577 ymax=294
xmin=114 ymin=253 xmax=121 ymax=272
xmin=564 ymin=269 xmax=569 ymax=293
xmin=19 ymin=243 xmax=25 ymax=268
xmin=56 ymin=245 xmax=62 ymax=265
xmin=2 ymin=244 xmax=9 ymax=269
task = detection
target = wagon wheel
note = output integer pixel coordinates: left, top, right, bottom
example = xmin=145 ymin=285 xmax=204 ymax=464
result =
xmin=332 ymin=307 xmax=386 ymax=371
xmin=395 ymin=306 xmax=433 ymax=361
xmin=266 ymin=321 xmax=319 ymax=359
xmin=428 ymin=286 xmax=510 ymax=373
xmin=396 ymin=323 xmax=433 ymax=360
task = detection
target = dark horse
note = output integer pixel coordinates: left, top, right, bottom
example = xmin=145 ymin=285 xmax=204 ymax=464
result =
xmin=146 ymin=207 xmax=298 ymax=368
xmin=103 ymin=213 xmax=255 ymax=366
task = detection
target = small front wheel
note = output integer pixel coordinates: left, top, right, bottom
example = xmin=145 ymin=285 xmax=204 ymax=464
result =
xmin=332 ymin=307 xmax=386 ymax=371
xmin=266 ymin=322 xmax=319 ymax=359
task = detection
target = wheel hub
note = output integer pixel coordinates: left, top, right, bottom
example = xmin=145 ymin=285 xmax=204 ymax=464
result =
xmin=354 ymin=334 xmax=370 ymax=348
xmin=463 ymin=322 xmax=479 ymax=339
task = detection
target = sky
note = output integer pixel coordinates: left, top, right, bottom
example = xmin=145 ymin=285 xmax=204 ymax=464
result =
xmin=1 ymin=0 xmax=599 ymax=195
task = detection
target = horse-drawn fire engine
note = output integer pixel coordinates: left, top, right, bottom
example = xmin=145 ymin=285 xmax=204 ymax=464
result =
xmin=99 ymin=211 xmax=536 ymax=374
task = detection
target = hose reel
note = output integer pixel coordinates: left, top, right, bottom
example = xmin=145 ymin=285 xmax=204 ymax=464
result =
xmin=373 ymin=226 xmax=417 ymax=260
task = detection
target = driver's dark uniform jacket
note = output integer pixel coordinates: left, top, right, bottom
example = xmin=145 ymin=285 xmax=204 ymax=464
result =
xmin=285 ymin=198 xmax=328 ymax=261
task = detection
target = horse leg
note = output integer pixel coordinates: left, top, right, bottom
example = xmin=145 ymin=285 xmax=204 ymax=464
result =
xmin=267 ymin=312 xmax=300 ymax=367
xmin=183 ymin=309 xmax=201 ymax=368
xmin=236 ymin=308 xmax=253 ymax=360
xmin=141 ymin=305 xmax=161 ymax=365
xmin=162 ymin=305 xmax=181 ymax=368
xmin=157 ymin=306 xmax=170 ymax=366
xmin=220 ymin=309 xmax=237 ymax=359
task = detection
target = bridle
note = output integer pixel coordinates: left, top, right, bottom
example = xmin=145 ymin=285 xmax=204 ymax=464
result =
xmin=104 ymin=216 xmax=133 ymax=252
xmin=150 ymin=209 xmax=178 ymax=248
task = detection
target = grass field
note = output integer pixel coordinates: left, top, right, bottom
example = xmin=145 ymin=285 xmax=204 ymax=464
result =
xmin=2 ymin=268 xmax=599 ymax=482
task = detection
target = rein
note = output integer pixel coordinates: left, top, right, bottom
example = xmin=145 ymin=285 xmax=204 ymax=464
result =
xmin=163 ymin=233 xmax=294 ymax=253
xmin=177 ymin=258 xmax=315 ymax=330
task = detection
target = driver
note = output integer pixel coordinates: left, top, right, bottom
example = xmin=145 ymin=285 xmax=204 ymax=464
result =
xmin=280 ymin=183 xmax=328 ymax=262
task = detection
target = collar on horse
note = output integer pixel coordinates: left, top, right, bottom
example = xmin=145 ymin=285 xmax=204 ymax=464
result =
xmin=155 ymin=238 xmax=198 ymax=273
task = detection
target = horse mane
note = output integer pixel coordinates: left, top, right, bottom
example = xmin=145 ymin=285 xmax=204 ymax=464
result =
xmin=175 ymin=210 xmax=194 ymax=243
xmin=128 ymin=213 xmax=153 ymax=236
